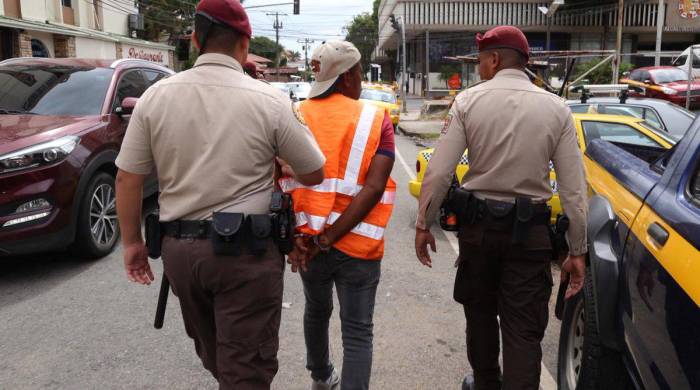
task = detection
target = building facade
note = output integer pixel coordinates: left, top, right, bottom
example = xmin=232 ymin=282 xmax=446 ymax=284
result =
xmin=374 ymin=0 xmax=700 ymax=95
xmin=0 ymin=0 xmax=174 ymax=68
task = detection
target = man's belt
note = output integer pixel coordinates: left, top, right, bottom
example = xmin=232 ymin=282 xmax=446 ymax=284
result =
xmin=161 ymin=220 xmax=212 ymax=239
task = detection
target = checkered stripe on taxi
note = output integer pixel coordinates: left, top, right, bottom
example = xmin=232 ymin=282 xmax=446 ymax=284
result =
xmin=420 ymin=152 xmax=469 ymax=166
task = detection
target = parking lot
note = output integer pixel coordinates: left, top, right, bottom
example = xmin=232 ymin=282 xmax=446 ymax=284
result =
xmin=0 ymin=134 xmax=564 ymax=390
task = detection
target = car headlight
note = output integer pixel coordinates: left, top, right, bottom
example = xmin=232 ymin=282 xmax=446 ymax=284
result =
xmin=391 ymin=109 xmax=400 ymax=116
xmin=661 ymin=87 xmax=678 ymax=95
xmin=0 ymin=136 xmax=80 ymax=174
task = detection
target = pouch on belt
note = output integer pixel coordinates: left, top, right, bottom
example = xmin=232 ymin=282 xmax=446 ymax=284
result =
xmin=211 ymin=212 xmax=245 ymax=256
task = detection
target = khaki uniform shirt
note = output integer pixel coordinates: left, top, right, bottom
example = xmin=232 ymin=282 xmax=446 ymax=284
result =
xmin=416 ymin=69 xmax=588 ymax=255
xmin=115 ymin=54 xmax=325 ymax=221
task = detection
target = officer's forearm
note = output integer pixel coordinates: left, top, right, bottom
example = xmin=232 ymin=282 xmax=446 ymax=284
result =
xmin=325 ymin=155 xmax=393 ymax=244
xmin=116 ymin=169 xmax=146 ymax=246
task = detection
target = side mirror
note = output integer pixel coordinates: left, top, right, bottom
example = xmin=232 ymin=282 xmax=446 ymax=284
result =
xmin=115 ymin=97 xmax=138 ymax=116
xmin=622 ymin=71 xmax=630 ymax=77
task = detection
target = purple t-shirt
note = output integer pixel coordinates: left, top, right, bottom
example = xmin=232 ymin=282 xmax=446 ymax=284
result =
xmin=377 ymin=111 xmax=395 ymax=159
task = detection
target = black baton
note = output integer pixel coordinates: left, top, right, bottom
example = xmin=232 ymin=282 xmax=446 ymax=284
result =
xmin=154 ymin=275 xmax=169 ymax=329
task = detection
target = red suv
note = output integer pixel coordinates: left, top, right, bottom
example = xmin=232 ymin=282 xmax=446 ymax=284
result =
xmin=0 ymin=58 xmax=173 ymax=258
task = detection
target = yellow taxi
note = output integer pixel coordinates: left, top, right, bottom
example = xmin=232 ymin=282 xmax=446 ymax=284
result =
xmin=360 ymin=86 xmax=400 ymax=128
xmin=409 ymin=113 xmax=675 ymax=223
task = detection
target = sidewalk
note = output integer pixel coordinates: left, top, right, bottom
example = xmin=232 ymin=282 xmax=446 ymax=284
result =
xmin=398 ymin=95 xmax=449 ymax=138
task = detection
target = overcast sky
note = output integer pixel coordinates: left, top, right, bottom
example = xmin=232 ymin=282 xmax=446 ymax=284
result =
xmin=244 ymin=0 xmax=374 ymax=57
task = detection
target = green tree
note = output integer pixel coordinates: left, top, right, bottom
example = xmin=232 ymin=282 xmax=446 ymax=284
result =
xmin=573 ymin=57 xmax=634 ymax=84
xmin=138 ymin=0 xmax=195 ymax=42
xmin=344 ymin=13 xmax=377 ymax=77
xmin=249 ymin=36 xmax=285 ymax=65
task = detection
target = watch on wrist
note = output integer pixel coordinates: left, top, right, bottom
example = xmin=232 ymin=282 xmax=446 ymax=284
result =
xmin=312 ymin=234 xmax=332 ymax=252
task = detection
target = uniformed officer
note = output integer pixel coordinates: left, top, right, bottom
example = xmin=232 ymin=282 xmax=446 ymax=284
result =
xmin=114 ymin=0 xmax=325 ymax=388
xmin=414 ymin=26 xmax=588 ymax=390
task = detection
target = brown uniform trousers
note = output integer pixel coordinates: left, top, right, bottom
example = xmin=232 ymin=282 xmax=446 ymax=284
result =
xmin=161 ymin=236 xmax=284 ymax=390
xmin=454 ymin=221 xmax=554 ymax=390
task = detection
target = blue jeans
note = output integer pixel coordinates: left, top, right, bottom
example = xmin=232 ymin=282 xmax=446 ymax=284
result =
xmin=300 ymin=248 xmax=381 ymax=390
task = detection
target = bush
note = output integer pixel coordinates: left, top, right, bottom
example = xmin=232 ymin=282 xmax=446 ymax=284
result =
xmin=572 ymin=57 xmax=634 ymax=84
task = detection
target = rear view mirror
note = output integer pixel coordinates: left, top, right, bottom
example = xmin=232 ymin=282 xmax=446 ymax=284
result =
xmin=115 ymin=97 xmax=138 ymax=116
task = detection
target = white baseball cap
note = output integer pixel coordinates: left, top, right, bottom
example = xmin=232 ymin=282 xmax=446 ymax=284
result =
xmin=308 ymin=40 xmax=361 ymax=99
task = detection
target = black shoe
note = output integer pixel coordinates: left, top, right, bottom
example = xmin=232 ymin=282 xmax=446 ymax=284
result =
xmin=462 ymin=374 xmax=476 ymax=390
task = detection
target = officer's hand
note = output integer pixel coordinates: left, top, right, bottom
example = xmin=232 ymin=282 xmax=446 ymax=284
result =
xmin=561 ymin=254 xmax=585 ymax=299
xmin=415 ymin=227 xmax=437 ymax=268
xmin=124 ymin=241 xmax=154 ymax=285
xmin=276 ymin=157 xmax=296 ymax=178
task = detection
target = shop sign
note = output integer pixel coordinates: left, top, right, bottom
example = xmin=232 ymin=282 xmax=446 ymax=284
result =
xmin=121 ymin=45 xmax=169 ymax=66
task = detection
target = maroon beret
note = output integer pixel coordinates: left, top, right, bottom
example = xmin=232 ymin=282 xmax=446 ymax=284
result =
xmin=196 ymin=0 xmax=251 ymax=38
xmin=476 ymin=26 xmax=530 ymax=59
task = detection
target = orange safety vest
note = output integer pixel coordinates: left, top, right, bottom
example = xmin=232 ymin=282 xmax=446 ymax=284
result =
xmin=279 ymin=93 xmax=396 ymax=260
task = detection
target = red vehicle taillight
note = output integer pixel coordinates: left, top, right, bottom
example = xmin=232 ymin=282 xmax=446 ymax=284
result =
xmin=416 ymin=160 xmax=421 ymax=173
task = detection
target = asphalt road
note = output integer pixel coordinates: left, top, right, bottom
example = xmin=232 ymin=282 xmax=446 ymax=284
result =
xmin=0 ymin=134 xmax=563 ymax=390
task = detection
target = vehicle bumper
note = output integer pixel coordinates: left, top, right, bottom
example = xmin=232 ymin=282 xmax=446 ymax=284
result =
xmin=409 ymin=180 xmax=422 ymax=199
xmin=0 ymin=161 xmax=79 ymax=255
xmin=668 ymin=95 xmax=700 ymax=108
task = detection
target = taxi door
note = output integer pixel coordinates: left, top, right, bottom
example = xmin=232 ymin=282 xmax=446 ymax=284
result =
xmin=620 ymin=148 xmax=700 ymax=389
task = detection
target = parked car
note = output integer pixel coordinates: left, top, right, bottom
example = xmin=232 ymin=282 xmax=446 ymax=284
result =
xmin=286 ymin=82 xmax=312 ymax=100
xmin=567 ymin=96 xmax=696 ymax=140
xmin=671 ymin=45 xmax=700 ymax=79
xmin=620 ymin=66 xmax=700 ymax=110
xmin=408 ymin=113 xmax=675 ymax=224
xmin=556 ymin=116 xmax=700 ymax=390
xmin=359 ymin=87 xmax=400 ymax=128
xmin=0 ymin=58 xmax=173 ymax=258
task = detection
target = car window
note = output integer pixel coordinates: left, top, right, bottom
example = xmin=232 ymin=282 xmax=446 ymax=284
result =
xmin=650 ymin=68 xmax=688 ymax=83
xmin=691 ymin=162 xmax=700 ymax=204
xmin=360 ymin=89 xmax=397 ymax=104
xmin=600 ymin=105 xmax=644 ymax=118
xmin=640 ymin=71 xmax=652 ymax=82
xmin=581 ymin=121 xmax=661 ymax=148
xmin=643 ymin=109 xmax=663 ymax=130
xmin=569 ymin=104 xmax=593 ymax=114
xmin=0 ymin=65 xmax=114 ymax=116
xmin=629 ymin=70 xmax=642 ymax=81
xmin=143 ymin=70 xmax=167 ymax=88
xmin=113 ymin=70 xmax=148 ymax=110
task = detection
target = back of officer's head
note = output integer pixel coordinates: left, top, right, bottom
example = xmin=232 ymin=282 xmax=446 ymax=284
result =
xmin=194 ymin=0 xmax=251 ymax=64
xmin=476 ymin=26 xmax=530 ymax=80
xmin=308 ymin=40 xmax=363 ymax=100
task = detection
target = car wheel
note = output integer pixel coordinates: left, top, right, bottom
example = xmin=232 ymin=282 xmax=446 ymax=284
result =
xmin=73 ymin=172 xmax=120 ymax=259
xmin=557 ymin=266 xmax=633 ymax=390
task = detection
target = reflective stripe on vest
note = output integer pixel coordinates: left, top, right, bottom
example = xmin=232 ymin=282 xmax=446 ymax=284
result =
xmin=295 ymin=211 xmax=385 ymax=241
xmin=278 ymin=177 xmax=396 ymax=205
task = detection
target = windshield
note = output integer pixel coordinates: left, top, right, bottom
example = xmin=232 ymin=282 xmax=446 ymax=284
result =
xmin=271 ymin=82 xmax=290 ymax=93
xmin=650 ymin=68 xmax=689 ymax=83
xmin=0 ymin=65 xmax=114 ymax=116
xmin=360 ymin=89 xmax=396 ymax=104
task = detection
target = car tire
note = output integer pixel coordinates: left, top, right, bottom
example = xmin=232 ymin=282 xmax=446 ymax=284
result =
xmin=72 ymin=172 xmax=120 ymax=259
xmin=557 ymin=266 xmax=633 ymax=390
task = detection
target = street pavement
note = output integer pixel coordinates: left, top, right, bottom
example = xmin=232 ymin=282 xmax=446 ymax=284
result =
xmin=0 ymin=134 xmax=562 ymax=390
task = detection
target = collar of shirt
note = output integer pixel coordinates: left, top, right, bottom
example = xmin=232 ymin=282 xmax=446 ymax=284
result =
xmin=194 ymin=53 xmax=243 ymax=73
xmin=492 ymin=68 xmax=529 ymax=81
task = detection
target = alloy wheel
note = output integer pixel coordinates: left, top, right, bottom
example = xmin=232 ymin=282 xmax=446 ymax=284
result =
xmin=89 ymin=183 xmax=118 ymax=247
xmin=566 ymin=298 xmax=585 ymax=389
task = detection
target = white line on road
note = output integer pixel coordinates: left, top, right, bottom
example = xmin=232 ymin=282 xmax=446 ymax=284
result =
xmin=395 ymin=139 xmax=557 ymax=390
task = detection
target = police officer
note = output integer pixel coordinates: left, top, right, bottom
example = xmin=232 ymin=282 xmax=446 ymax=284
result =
xmin=114 ymin=0 xmax=325 ymax=388
xmin=414 ymin=26 xmax=588 ymax=390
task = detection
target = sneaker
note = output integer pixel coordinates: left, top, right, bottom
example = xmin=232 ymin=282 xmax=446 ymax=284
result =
xmin=311 ymin=368 xmax=340 ymax=390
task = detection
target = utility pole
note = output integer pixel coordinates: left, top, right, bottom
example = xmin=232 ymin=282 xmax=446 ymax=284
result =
xmin=267 ymin=12 xmax=285 ymax=81
xmin=613 ymin=0 xmax=624 ymax=83
xmin=400 ymin=16 xmax=407 ymax=114
xmin=297 ymin=38 xmax=315 ymax=81
xmin=654 ymin=0 xmax=665 ymax=66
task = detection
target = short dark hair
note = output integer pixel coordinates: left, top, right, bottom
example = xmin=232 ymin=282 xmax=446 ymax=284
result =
xmin=194 ymin=14 xmax=242 ymax=53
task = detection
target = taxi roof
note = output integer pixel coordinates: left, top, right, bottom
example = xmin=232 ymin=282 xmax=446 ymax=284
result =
xmin=572 ymin=113 xmax=645 ymax=124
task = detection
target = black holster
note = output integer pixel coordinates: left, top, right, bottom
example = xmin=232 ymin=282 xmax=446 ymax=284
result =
xmin=271 ymin=191 xmax=295 ymax=254
xmin=211 ymin=212 xmax=245 ymax=256
xmin=512 ymin=197 xmax=534 ymax=246
xmin=145 ymin=212 xmax=162 ymax=259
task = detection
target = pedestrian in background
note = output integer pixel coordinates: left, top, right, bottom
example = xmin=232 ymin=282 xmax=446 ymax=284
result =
xmin=414 ymin=26 xmax=588 ymax=390
xmin=114 ymin=0 xmax=325 ymax=388
xmin=279 ymin=40 xmax=396 ymax=390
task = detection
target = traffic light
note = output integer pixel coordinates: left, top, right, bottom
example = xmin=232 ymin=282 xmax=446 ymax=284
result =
xmin=293 ymin=0 xmax=300 ymax=14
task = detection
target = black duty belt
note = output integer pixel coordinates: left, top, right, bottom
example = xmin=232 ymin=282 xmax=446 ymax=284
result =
xmin=474 ymin=198 xmax=550 ymax=231
xmin=162 ymin=220 xmax=212 ymax=239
